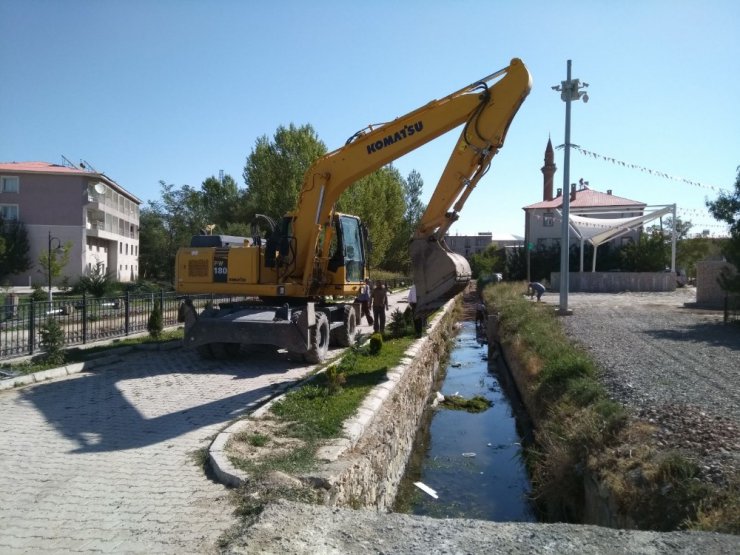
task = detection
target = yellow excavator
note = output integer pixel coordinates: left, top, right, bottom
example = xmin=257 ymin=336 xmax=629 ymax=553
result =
xmin=176 ymin=58 xmax=531 ymax=361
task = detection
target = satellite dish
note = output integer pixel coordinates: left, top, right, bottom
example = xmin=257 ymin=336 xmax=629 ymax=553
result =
xmin=93 ymin=182 xmax=106 ymax=195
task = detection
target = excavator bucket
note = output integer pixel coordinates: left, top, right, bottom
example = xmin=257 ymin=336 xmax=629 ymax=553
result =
xmin=410 ymin=237 xmax=471 ymax=316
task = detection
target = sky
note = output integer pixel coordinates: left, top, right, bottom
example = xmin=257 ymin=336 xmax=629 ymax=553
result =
xmin=2 ymin=0 xmax=739 ymax=238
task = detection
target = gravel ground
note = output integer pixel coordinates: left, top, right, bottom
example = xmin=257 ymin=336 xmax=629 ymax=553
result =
xmin=557 ymin=287 xmax=740 ymax=484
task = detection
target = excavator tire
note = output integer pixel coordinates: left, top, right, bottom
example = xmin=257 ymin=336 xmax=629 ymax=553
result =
xmin=331 ymin=304 xmax=357 ymax=347
xmin=210 ymin=342 xmax=229 ymax=360
xmin=304 ymin=312 xmax=330 ymax=363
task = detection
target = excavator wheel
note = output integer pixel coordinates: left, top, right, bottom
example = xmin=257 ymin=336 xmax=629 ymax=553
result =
xmin=196 ymin=344 xmax=214 ymax=359
xmin=331 ymin=305 xmax=357 ymax=347
xmin=197 ymin=342 xmax=241 ymax=360
xmin=304 ymin=312 xmax=330 ymax=363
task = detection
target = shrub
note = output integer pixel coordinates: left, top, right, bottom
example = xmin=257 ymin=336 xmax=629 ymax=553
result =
xmin=325 ymin=364 xmax=347 ymax=395
xmin=388 ymin=308 xmax=410 ymax=338
xmin=368 ymin=333 xmax=383 ymax=355
xmin=39 ymin=317 xmax=65 ymax=365
xmin=147 ymin=302 xmax=164 ymax=339
xmin=30 ymin=285 xmax=47 ymax=303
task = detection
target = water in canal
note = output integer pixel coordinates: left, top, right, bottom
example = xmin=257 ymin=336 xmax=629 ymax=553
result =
xmin=394 ymin=321 xmax=536 ymax=521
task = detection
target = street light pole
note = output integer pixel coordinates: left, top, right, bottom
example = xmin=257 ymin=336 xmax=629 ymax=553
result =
xmin=48 ymin=230 xmax=62 ymax=303
xmin=552 ymin=60 xmax=588 ymax=316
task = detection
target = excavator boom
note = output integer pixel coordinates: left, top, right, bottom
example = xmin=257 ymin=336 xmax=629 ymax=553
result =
xmin=291 ymin=59 xmax=531 ymax=298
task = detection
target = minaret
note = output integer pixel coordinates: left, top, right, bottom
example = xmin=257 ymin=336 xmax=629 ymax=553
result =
xmin=541 ymin=137 xmax=557 ymax=201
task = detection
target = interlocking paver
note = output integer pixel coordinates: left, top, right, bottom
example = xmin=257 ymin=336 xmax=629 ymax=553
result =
xmin=0 ymin=347 xmax=318 ymax=553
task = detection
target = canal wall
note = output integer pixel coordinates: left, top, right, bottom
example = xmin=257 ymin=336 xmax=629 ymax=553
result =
xmin=312 ymin=300 xmax=456 ymax=509
xmin=209 ymin=297 xmax=458 ymax=509
xmin=486 ymin=313 xmax=635 ymax=528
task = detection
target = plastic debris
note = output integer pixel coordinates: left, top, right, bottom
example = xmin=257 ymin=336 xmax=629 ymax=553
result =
xmin=414 ymin=481 xmax=438 ymax=499
xmin=462 ymin=452 xmax=476 ymax=458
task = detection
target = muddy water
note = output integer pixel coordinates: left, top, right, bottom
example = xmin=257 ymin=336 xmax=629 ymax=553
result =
xmin=394 ymin=321 xmax=536 ymax=521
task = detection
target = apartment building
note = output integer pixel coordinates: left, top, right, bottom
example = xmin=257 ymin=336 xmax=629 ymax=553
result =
xmin=0 ymin=161 xmax=140 ymax=287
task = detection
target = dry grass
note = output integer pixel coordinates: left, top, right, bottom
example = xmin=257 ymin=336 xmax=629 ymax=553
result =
xmin=483 ymin=281 xmax=738 ymax=532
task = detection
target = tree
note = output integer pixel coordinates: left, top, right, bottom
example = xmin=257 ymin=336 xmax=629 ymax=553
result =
xmin=469 ymin=244 xmax=504 ymax=279
xmin=76 ymin=261 xmax=116 ymax=297
xmin=0 ymin=218 xmax=32 ymax=282
xmin=706 ymin=166 xmax=740 ymax=293
xmin=138 ymin=176 xmax=244 ymax=282
xmin=384 ymin=169 xmax=427 ymax=273
xmin=147 ymin=301 xmax=164 ymax=339
xmin=619 ymin=230 xmax=670 ymax=272
xmin=199 ymin=174 xmax=242 ymax=230
xmin=242 ymin=124 xmax=327 ymax=222
xmin=39 ymin=317 xmax=65 ymax=365
xmin=38 ymin=241 xmax=72 ymax=289
xmin=336 ymin=166 xmax=406 ymax=269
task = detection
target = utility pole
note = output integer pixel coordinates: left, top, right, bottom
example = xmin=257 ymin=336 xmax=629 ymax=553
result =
xmin=552 ymin=60 xmax=588 ymax=315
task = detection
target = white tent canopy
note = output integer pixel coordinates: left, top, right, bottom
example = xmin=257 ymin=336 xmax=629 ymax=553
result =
xmin=557 ymin=204 xmax=676 ymax=272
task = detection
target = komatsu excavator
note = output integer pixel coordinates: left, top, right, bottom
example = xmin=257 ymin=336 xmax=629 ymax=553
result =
xmin=176 ymin=58 xmax=531 ymax=361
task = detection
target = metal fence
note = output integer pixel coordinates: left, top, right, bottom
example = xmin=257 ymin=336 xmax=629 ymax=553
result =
xmin=0 ymin=292 xmax=244 ymax=360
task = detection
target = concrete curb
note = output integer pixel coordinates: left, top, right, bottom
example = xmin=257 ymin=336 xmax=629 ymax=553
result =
xmin=207 ymin=299 xmax=452 ymax=488
xmin=0 ymin=340 xmax=182 ymax=391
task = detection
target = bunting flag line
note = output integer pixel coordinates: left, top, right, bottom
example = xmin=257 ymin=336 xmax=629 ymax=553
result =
xmin=563 ymin=146 xmax=729 ymax=193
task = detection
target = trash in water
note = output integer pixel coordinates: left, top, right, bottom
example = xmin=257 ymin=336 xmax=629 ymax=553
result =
xmin=451 ymin=362 xmax=462 ymax=368
xmin=462 ymin=452 xmax=476 ymax=458
xmin=414 ymin=481 xmax=438 ymax=499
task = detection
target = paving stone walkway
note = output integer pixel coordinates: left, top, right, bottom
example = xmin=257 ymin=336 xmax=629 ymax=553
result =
xmin=0 ymin=289 xmax=412 ymax=553
xmin=0 ymin=349 xmax=315 ymax=553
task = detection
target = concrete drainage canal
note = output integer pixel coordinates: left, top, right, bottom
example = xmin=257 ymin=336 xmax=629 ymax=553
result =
xmin=393 ymin=320 xmax=537 ymax=521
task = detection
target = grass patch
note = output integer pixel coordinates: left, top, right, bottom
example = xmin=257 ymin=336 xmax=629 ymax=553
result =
xmin=226 ymin=334 xmax=417 ymax=483
xmin=271 ymin=337 xmax=415 ymax=442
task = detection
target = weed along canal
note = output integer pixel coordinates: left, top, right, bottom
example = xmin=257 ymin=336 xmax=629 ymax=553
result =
xmin=394 ymin=320 xmax=536 ymax=522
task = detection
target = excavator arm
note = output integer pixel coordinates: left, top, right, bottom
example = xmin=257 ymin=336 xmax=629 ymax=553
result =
xmin=290 ymin=58 xmax=531 ymax=311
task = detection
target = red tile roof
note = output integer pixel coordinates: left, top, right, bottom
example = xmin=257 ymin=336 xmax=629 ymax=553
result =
xmin=0 ymin=161 xmax=141 ymax=203
xmin=0 ymin=161 xmax=94 ymax=175
xmin=524 ymin=186 xmax=644 ymax=210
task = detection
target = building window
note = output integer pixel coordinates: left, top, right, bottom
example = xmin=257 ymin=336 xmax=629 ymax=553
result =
xmin=125 ymin=244 xmax=129 ymax=255
xmin=543 ymin=212 xmax=554 ymax=227
xmin=0 ymin=204 xmax=19 ymax=220
xmin=119 ymin=243 xmax=122 ymax=254
xmin=1 ymin=176 xmax=19 ymax=193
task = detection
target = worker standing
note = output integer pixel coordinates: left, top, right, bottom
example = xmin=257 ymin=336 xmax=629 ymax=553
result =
xmin=371 ymin=280 xmax=389 ymax=333
xmin=358 ymin=278 xmax=373 ymax=325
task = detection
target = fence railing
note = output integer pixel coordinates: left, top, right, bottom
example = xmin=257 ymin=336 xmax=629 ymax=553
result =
xmin=0 ymin=292 xmax=245 ymax=361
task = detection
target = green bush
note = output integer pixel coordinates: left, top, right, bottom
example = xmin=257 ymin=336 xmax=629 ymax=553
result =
xmin=325 ymin=364 xmax=347 ymax=395
xmin=30 ymin=285 xmax=47 ymax=303
xmin=147 ymin=302 xmax=164 ymax=339
xmin=39 ymin=317 xmax=65 ymax=365
xmin=369 ymin=333 xmax=383 ymax=355
xmin=388 ymin=308 xmax=410 ymax=338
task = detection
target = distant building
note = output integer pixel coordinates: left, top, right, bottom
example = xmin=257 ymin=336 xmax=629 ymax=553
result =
xmin=0 ymin=161 xmax=140 ymax=286
xmin=523 ymin=139 xmax=645 ymax=251
xmin=444 ymin=232 xmax=524 ymax=258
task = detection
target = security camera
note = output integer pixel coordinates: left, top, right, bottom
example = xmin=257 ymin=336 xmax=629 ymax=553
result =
xmin=582 ymin=92 xmax=589 ymax=103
